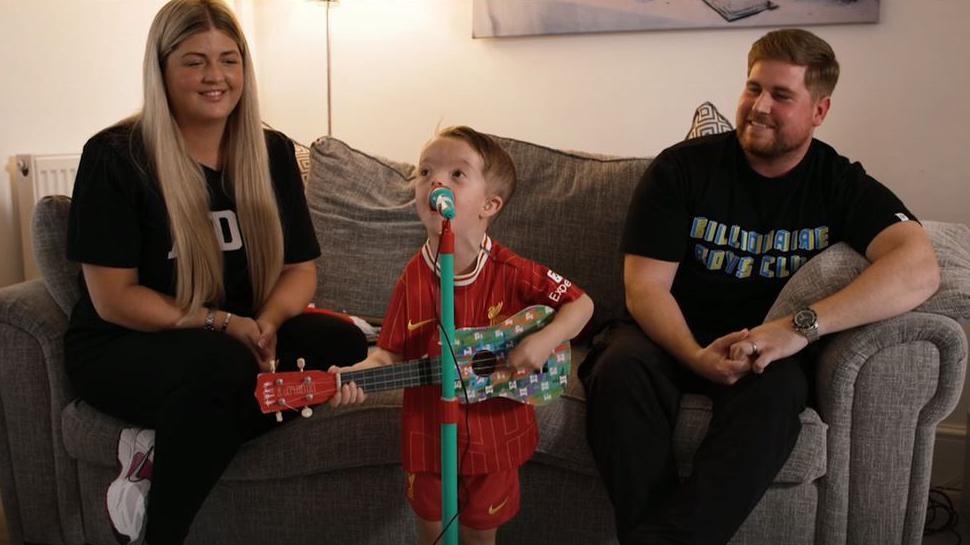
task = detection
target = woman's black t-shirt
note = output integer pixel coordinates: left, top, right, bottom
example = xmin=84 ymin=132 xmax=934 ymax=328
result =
xmin=622 ymin=131 xmax=916 ymax=345
xmin=65 ymin=123 xmax=319 ymax=351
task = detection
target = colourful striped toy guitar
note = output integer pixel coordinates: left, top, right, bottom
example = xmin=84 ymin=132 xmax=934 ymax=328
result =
xmin=255 ymin=305 xmax=570 ymax=418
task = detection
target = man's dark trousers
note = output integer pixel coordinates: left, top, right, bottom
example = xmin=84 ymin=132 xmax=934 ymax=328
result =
xmin=580 ymin=321 xmax=812 ymax=545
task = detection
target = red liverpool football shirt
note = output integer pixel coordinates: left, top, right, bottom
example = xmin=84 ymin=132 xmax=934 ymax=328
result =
xmin=379 ymin=236 xmax=584 ymax=475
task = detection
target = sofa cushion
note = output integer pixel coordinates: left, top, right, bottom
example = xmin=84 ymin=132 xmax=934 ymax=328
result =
xmin=62 ymin=395 xmax=406 ymax=481
xmin=487 ymin=137 xmax=647 ymax=335
xmin=919 ymin=221 xmax=970 ymax=319
xmin=766 ymin=221 xmax=970 ymax=321
xmin=307 ymin=135 xmax=648 ymax=334
xmin=307 ymin=137 xmax=423 ymax=321
xmin=32 ymin=195 xmax=80 ymax=316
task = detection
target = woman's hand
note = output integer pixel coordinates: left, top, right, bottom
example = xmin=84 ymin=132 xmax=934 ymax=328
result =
xmin=224 ymin=315 xmax=268 ymax=369
xmin=255 ymin=317 xmax=279 ymax=368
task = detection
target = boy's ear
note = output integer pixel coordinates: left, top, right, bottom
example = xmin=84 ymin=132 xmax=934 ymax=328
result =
xmin=481 ymin=195 xmax=504 ymax=219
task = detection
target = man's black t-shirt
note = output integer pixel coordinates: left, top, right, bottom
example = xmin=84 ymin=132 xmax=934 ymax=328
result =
xmin=622 ymin=131 xmax=916 ymax=344
xmin=66 ymin=123 xmax=319 ymax=347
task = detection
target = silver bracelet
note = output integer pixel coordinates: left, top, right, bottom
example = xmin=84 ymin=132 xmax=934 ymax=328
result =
xmin=204 ymin=308 xmax=216 ymax=332
xmin=220 ymin=312 xmax=233 ymax=333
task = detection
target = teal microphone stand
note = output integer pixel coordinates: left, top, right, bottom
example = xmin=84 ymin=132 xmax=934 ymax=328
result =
xmin=431 ymin=187 xmax=459 ymax=545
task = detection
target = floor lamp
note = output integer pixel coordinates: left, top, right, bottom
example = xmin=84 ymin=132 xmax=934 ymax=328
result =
xmin=311 ymin=0 xmax=338 ymax=136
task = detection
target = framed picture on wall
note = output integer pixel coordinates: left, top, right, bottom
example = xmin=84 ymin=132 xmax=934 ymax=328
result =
xmin=472 ymin=0 xmax=879 ymax=38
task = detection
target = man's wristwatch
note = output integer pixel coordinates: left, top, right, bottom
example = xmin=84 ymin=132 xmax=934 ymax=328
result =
xmin=792 ymin=307 xmax=820 ymax=343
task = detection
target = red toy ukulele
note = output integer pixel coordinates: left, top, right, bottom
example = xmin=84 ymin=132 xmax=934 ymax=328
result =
xmin=254 ymin=305 xmax=570 ymax=420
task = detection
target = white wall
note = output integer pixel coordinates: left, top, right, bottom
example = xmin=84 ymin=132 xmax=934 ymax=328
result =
xmin=251 ymin=0 xmax=970 ymax=232
xmin=1 ymin=0 xmax=968 ymax=462
xmin=3 ymin=1 xmax=966 ymax=279
xmin=0 ymin=0 xmax=169 ymax=287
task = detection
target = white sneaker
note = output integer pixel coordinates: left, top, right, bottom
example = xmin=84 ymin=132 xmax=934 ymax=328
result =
xmin=106 ymin=428 xmax=155 ymax=544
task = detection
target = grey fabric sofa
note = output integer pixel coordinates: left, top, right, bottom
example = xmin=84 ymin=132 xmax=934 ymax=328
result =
xmin=1 ymin=133 xmax=968 ymax=545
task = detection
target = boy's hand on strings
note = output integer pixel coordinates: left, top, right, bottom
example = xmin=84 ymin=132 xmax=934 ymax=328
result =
xmin=507 ymin=331 xmax=558 ymax=373
xmin=326 ymin=365 xmax=367 ymax=407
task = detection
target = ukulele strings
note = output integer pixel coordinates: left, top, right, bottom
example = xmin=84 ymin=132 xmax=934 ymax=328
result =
xmin=339 ymin=353 xmax=512 ymax=391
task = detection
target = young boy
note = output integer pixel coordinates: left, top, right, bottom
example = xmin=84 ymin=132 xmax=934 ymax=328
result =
xmin=331 ymin=126 xmax=594 ymax=545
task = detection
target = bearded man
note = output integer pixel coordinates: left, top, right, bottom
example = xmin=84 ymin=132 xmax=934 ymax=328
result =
xmin=579 ymin=28 xmax=940 ymax=545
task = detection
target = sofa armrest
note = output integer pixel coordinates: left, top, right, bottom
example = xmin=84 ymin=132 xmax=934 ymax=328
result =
xmin=813 ymin=311 xmax=968 ymax=545
xmin=0 ymin=279 xmax=83 ymax=544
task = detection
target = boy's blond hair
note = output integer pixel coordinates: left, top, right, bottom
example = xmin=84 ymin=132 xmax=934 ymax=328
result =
xmin=437 ymin=126 xmax=517 ymax=210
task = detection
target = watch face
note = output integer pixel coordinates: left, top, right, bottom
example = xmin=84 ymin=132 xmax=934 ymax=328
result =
xmin=794 ymin=308 xmax=817 ymax=328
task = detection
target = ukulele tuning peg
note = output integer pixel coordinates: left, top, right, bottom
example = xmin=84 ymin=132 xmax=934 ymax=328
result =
xmin=297 ymin=357 xmax=306 ymax=371
xmin=275 ymin=412 xmax=284 ymax=423
xmin=301 ymin=407 xmax=313 ymax=418
xmin=269 ymin=359 xmax=277 ymax=373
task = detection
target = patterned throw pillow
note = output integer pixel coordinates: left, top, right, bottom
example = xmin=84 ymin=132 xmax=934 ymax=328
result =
xmin=685 ymin=101 xmax=733 ymax=140
xmin=293 ymin=141 xmax=312 ymax=185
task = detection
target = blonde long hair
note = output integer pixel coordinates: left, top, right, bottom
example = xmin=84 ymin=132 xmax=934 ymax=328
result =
xmin=137 ymin=0 xmax=282 ymax=318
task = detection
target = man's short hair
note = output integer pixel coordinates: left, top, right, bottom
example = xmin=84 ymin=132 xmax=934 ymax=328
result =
xmin=748 ymin=28 xmax=840 ymax=100
xmin=438 ymin=126 xmax=517 ymax=206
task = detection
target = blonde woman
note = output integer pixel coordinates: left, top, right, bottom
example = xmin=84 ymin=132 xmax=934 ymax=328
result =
xmin=64 ymin=1 xmax=366 ymax=543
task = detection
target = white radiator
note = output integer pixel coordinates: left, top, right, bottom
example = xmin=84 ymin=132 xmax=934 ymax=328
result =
xmin=15 ymin=154 xmax=81 ymax=279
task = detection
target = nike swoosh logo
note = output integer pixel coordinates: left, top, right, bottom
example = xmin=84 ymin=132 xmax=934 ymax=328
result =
xmin=488 ymin=496 xmax=509 ymax=515
xmin=407 ymin=319 xmax=434 ymax=332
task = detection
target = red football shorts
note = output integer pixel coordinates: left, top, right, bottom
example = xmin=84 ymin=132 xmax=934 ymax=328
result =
xmin=405 ymin=469 xmax=521 ymax=530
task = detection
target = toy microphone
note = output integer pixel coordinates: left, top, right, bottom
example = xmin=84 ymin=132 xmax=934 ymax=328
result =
xmin=429 ymin=187 xmax=456 ymax=220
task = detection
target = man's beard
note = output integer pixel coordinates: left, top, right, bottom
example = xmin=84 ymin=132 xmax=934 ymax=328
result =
xmin=737 ymin=118 xmax=806 ymax=160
